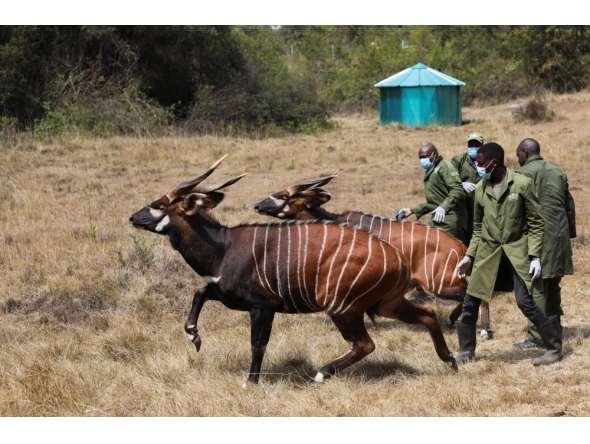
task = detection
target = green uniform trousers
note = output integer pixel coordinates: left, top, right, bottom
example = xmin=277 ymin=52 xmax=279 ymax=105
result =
xmin=526 ymin=277 xmax=564 ymax=344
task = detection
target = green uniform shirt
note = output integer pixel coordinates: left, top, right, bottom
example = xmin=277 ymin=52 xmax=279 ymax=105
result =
xmin=466 ymin=168 xmax=544 ymax=302
xmin=412 ymin=156 xmax=467 ymax=240
xmin=451 ymin=151 xmax=482 ymax=213
xmin=452 ymin=151 xmax=481 ymax=184
xmin=515 ymin=155 xmax=576 ymax=278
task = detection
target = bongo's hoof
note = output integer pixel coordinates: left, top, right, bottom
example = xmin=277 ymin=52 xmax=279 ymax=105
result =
xmin=480 ymin=329 xmax=492 ymax=341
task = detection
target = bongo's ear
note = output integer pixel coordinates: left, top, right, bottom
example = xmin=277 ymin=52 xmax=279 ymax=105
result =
xmin=182 ymin=191 xmax=225 ymax=215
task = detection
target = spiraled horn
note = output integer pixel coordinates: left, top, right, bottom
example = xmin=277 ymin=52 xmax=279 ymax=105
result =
xmin=166 ymin=154 xmax=228 ymax=202
xmin=192 ymin=173 xmax=248 ymax=194
xmin=285 ymin=172 xmax=338 ymax=196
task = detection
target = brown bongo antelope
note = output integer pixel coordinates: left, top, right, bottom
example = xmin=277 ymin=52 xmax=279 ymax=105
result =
xmin=253 ymin=173 xmax=493 ymax=340
xmin=129 ymin=157 xmax=457 ymax=385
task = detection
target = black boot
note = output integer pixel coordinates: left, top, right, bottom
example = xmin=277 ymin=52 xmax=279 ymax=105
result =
xmin=456 ymin=321 xmax=477 ymax=364
xmin=533 ymin=315 xmax=564 ymax=366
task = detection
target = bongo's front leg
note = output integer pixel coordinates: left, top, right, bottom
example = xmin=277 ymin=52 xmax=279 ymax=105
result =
xmin=480 ymin=301 xmax=492 ymax=340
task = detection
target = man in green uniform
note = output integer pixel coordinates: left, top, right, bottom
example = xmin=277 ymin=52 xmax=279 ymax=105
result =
xmin=513 ymin=138 xmax=576 ymax=349
xmin=395 ymin=143 xmax=467 ymax=243
xmin=452 ymin=132 xmax=485 ymax=244
xmin=455 ymin=142 xmax=563 ymax=366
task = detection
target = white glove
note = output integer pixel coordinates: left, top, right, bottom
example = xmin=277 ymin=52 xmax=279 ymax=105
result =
xmin=395 ymin=208 xmax=412 ymax=222
xmin=432 ymin=206 xmax=446 ymax=223
xmin=455 ymin=256 xmax=472 ymax=278
xmin=462 ymin=182 xmax=476 ymax=192
xmin=529 ymin=257 xmax=541 ymax=281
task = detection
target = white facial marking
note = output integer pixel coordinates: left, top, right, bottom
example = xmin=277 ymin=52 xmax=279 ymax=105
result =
xmin=315 ymin=372 xmax=324 ymax=383
xmin=186 ymin=333 xmax=195 ymax=341
xmin=283 ymin=204 xmax=290 ymax=212
xmin=201 ymin=275 xmax=221 ymax=284
xmin=278 ymin=213 xmax=285 ymax=218
xmin=149 ymin=208 xmax=164 ymax=218
xmin=155 ymin=215 xmax=170 ymax=232
xmin=187 ymin=324 xmax=196 ymax=329
xmin=270 ymin=196 xmax=284 ymax=205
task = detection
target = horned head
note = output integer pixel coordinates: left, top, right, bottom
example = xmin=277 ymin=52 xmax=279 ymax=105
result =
xmin=129 ymin=154 xmax=247 ymax=233
xmin=254 ymin=172 xmax=337 ymax=219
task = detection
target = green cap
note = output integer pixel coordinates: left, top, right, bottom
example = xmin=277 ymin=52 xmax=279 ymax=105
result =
xmin=467 ymin=132 xmax=484 ymax=144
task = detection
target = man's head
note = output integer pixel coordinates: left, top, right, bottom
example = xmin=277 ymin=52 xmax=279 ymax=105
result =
xmin=418 ymin=143 xmax=438 ymax=159
xmin=467 ymin=132 xmax=484 ymax=159
xmin=467 ymin=132 xmax=484 ymax=148
xmin=418 ymin=143 xmax=439 ymax=170
xmin=476 ymin=142 xmax=504 ymax=180
xmin=516 ymin=138 xmax=541 ymax=166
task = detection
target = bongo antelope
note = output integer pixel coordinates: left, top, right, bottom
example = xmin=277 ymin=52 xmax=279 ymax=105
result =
xmin=129 ymin=157 xmax=457 ymax=385
xmin=254 ymin=173 xmax=493 ymax=340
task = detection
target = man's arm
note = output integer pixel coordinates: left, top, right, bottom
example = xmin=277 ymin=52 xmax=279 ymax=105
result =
xmin=438 ymin=161 xmax=465 ymax=212
xmin=412 ymin=201 xmax=437 ymax=219
xmin=564 ymin=175 xmax=577 ymax=238
xmin=522 ymin=179 xmax=544 ymax=258
xmin=466 ymin=184 xmax=483 ymax=258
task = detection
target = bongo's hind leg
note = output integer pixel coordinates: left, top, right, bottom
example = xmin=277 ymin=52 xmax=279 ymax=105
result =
xmin=447 ymin=302 xmax=463 ymax=329
xmin=480 ymin=301 xmax=492 ymax=340
xmin=376 ymin=298 xmax=457 ymax=370
xmin=432 ymin=284 xmax=466 ymax=329
xmin=315 ymin=314 xmax=375 ymax=382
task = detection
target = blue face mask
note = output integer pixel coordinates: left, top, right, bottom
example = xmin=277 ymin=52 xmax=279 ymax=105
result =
xmin=420 ymin=154 xmax=434 ymax=169
xmin=420 ymin=158 xmax=433 ymax=169
xmin=467 ymin=148 xmax=479 ymax=159
xmin=477 ymin=161 xmax=496 ymax=180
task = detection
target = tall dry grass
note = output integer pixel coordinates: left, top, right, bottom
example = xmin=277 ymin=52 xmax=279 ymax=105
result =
xmin=1 ymin=91 xmax=589 ymax=416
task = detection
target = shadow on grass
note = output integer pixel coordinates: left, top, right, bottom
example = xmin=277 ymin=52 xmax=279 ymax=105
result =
xmin=260 ymin=356 xmax=420 ymax=386
xmin=368 ymin=318 xmax=451 ymax=333
xmin=563 ymin=325 xmax=590 ymax=339
xmin=490 ymin=348 xmax=543 ymax=364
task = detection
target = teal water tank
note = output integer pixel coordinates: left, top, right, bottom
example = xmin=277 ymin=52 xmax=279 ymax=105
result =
xmin=374 ymin=63 xmax=465 ymax=126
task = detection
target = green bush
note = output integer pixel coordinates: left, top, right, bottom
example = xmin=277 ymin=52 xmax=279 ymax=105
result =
xmin=513 ymin=97 xmax=555 ymax=123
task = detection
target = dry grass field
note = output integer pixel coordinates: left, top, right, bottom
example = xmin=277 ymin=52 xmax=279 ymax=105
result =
xmin=1 ymin=92 xmax=589 ymax=417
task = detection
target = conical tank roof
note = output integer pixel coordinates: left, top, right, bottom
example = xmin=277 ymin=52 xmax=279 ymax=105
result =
xmin=374 ymin=63 xmax=466 ymax=87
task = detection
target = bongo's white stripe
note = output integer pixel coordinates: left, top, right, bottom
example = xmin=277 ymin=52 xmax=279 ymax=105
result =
xmin=439 ymin=248 xmax=459 ymax=294
xmin=337 ymin=235 xmax=373 ymax=312
xmin=324 ymin=226 xmax=345 ymax=306
xmin=330 ymin=228 xmax=357 ymax=311
xmin=341 ymin=237 xmax=387 ymax=313
xmin=263 ymin=225 xmax=277 ymax=296
xmin=314 ymin=224 xmax=328 ymax=306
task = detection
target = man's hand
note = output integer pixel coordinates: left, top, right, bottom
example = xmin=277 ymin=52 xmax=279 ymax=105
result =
xmin=455 ymin=256 xmax=472 ymax=278
xmin=395 ymin=208 xmax=413 ymax=222
xmin=529 ymin=257 xmax=542 ymax=281
xmin=432 ymin=206 xmax=446 ymax=223
xmin=462 ymin=182 xmax=476 ymax=192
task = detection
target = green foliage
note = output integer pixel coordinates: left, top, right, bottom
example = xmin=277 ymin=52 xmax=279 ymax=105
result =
xmin=511 ymin=26 xmax=590 ymax=93
xmin=3 ymin=25 xmax=590 ymax=136
xmin=513 ymin=97 xmax=555 ymax=123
